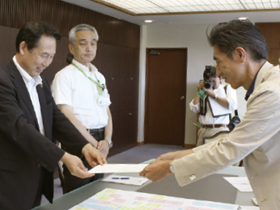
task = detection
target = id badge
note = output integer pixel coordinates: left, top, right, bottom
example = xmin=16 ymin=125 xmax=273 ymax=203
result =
xmin=97 ymin=93 xmax=111 ymax=106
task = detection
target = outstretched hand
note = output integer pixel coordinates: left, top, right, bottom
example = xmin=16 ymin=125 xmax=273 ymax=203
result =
xmin=139 ymin=149 xmax=194 ymax=182
xmin=139 ymin=160 xmax=172 ymax=182
xmin=60 ymin=152 xmax=94 ymax=179
xmin=82 ymin=143 xmax=107 ymax=168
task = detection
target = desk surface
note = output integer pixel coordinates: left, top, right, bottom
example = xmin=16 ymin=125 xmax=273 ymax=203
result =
xmin=34 ymin=166 xmax=255 ymax=210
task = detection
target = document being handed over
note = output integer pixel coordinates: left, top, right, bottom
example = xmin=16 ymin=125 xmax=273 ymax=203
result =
xmin=89 ymin=164 xmax=148 ymax=174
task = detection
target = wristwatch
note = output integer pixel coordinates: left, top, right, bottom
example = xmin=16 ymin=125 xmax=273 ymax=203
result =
xmin=169 ymin=162 xmax=174 ymax=173
xmin=213 ymin=94 xmax=218 ymax=100
xmin=105 ymin=138 xmax=113 ymax=148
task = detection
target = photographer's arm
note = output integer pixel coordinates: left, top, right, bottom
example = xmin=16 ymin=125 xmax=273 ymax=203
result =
xmin=193 ymin=94 xmax=201 ymax=105
xmin=193 ymin=80 xmax=205 ymax=105
xmin=213 ymin=96 xmax=229 ymax=108
xmin=204 ymin=88 xmax=229 ymax=108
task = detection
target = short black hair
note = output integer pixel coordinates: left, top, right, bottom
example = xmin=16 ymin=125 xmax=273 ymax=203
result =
xmin=207 ymin=19 xmax=268 ymax=62
xmin=16 ymin=21 xmax=62 ymax=53
xmin=66 ymin=53 xmax=74 ymax=64
xmin=203 ymin=65 xmax=217 ymax=80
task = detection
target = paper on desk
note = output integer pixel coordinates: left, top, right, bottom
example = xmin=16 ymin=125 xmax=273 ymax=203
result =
xmin=240 ymin=206 xmax=260 ymax=210
xmin=71 ymin=188 xmax=240 ymax=210
xmin=89 ymin=164 xmax=148 ymax=174
xmin=102 ymin=175 xmax=149 ymax=186
xmin=223 ymin=177 xmax=253 ymax=192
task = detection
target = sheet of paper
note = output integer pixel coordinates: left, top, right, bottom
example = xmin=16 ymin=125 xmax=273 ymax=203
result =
xmin=89 ymin=164 xmax=148 ymax=174
xmin=223 ymin=177 xmax=253 ymax=192
xmin=102 ymin=175 xmax=149 ymax=186
xmin=208 ymin=87 xmax=232 ymax=116
xmin=70 ymin=188 xmax=240 ymax=210
xmin=240 ymin=206 xmax=260 ymax=210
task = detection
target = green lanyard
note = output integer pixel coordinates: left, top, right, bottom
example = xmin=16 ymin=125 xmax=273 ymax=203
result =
xmin=72 ymin=63 xmax=104 ymax=94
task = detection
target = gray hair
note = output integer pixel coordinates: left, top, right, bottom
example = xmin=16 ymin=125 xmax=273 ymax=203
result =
xmin=69 ymin=24 xmax=99 ymax=45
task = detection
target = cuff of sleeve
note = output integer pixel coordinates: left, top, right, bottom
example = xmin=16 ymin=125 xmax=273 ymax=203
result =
xmin=173 ymin=158 xmax=193 ymax=187
xmin=189 ymin=99 xmax=200 ymax=111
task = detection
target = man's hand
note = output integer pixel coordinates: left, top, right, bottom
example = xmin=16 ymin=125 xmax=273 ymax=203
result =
xmin=82 ymin=143 xmax=107 ymax=168
xmin=139 ymin=160 xmax=172 ymax=182
xmin=157 ymin=150 xmax=194 ymax=161
xmin=197 ymin=80 xmax=204 ymax=90
xmin=140 ymin=150 xmax=194 ymax=182
xmin=204 ymin=86 xmax=215 ymax=98
xmin=60 ymin=152 xmax=95 ymax=179
xmin=96 ymin=140 xmax=110 ymax=157
xmin=197 ymin=80 xmax=215 ymax=98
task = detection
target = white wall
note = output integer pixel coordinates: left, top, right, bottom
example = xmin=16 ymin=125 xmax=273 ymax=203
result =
xmin=137 ymin=25 xmax=147 ymax=143
xmin=138 ymin=23 xmax=247 ymax=146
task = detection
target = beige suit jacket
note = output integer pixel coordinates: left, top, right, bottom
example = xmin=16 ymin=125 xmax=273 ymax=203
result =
xmin=173 ymin=62 xmax=280 ymax=209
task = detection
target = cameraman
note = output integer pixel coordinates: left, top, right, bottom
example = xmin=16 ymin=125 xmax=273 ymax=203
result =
xmin=189 ymin=66 xmax=237 ymax=146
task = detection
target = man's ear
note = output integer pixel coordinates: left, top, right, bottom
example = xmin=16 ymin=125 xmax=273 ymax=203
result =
xmin=68 ymin=43 xmax=74 ymax=54
xmin=235 ymin=47 xmax=247 ymax=62
xmin=19 ymin=41 xmax=28 ymax=55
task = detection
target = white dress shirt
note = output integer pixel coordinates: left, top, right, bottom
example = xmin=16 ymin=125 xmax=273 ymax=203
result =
xmin=12 ymin=56 xmax=45 ymax=135
xmin=52 ymin=59 xmax=110 ymax=129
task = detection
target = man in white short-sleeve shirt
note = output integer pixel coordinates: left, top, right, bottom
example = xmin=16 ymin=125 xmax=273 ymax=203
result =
xmin=52 ymin=24 xmax=113 ymax=193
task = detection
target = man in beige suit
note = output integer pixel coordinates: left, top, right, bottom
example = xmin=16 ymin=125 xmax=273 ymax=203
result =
xmin=140 ymin=19 xmax=280 ymax=209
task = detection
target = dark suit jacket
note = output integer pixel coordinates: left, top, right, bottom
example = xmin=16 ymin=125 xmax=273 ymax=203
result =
xmin=0 ymin=60 xmax=89 ymax=210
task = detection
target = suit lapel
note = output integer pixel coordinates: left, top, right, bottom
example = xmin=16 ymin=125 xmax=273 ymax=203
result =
xmin=8 ymin=60 xmax=40 ymax=130
xmin=36 ymin=83 xmax=50 ymax=138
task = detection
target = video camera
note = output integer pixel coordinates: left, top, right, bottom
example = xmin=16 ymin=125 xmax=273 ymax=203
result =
xmin=203 ymin=66 xmax=215 ymax=89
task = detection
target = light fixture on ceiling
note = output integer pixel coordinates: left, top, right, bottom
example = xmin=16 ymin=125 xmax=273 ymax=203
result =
xmin=238 ymin=17 xmax=248 ymax=20
xmin=90 ymin=0 xmax=280 ymax=15
xmin=144 ymin=20 xmax=153 ymax=23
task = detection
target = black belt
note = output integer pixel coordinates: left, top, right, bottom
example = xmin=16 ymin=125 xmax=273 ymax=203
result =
xmin=201 ymin=124 xmax=227 ymax=128
xmin=87 ymin=127 xmax=105 ymax=133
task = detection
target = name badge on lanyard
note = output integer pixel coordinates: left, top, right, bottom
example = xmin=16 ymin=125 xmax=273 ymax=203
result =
xmin=72 ymin=63 xmax=111 ymax=106
xmin=97 ymin=89 xmax=111 ymax=106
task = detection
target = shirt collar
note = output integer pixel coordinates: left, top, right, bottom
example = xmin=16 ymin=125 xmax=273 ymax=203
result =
xmin=214 ymin=84 xmax=221 ymax=91
xmin=12 ymin=56 xmax=42 ymax=86
xmin=244 ymin=61 xmax=268 ymax=101
xmin=72 ymin=59 xmax=98 ymax=74
xmin=244 ymin=69 xmax=261 ymax=101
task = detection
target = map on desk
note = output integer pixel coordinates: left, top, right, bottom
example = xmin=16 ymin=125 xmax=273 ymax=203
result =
xmin=70 ymin=188 xmax=240 ymax=210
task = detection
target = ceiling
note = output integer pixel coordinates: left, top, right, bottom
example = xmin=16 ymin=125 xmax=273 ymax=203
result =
xmin=88 ymin=0 xmax=280 ymax=15
xmin=61 ymin=0 xmax=280 ymax=25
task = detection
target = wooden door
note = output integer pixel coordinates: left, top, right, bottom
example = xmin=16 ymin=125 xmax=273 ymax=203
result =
xmin=144 ymin=48 xmax=187 ymax=146
xmin=255 ymin=22 xmax=280 ymax=65
xmin=94 ymin=44 xmax=139 ymax=156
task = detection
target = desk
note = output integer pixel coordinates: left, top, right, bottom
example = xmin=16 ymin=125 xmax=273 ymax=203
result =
xmin=34 ymin=166 xmax=255 ymax=210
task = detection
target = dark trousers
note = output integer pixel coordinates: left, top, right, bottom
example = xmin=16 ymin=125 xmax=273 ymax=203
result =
xmin=63 ymin=128 xmax=105 ymax=194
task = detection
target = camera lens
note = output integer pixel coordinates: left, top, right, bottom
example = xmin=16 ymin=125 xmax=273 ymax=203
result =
xmin=204 ymin=82 xmax=211 ymax=89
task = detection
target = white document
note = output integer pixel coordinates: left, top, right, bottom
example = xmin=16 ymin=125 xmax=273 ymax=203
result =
xmin=208 ymin=87 xmax=232 ymax=117
xmin=223 ymin=177 xmax=253 ymax=192
xmin=89 ymin=164 xmax=148 ymax=174
xmin=240 ymin=206 xmax=260 ymax=210
xmin=102 ymin=175 xmax=149 ymax=186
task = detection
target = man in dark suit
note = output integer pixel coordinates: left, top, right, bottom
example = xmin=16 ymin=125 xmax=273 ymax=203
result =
xmin=0 ymin=21 xmax=107 ymax=210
